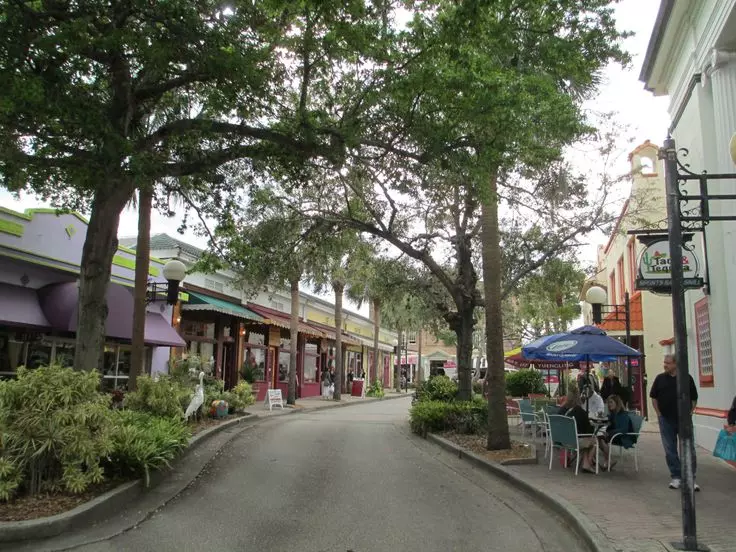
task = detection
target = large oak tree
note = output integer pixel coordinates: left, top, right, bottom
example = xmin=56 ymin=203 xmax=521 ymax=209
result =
xmin=0 ymin=0 xmax=406 ymax=371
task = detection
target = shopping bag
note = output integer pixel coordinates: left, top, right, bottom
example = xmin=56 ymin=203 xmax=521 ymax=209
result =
xmin=713 ymin=429 xmax=736 ymax=462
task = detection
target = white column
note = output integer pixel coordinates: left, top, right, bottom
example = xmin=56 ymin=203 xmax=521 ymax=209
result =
xmin=703 ymin=49 xmax=736 ymax=403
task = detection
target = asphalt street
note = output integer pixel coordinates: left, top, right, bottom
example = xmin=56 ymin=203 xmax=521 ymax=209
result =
xmin=65 ymin=397 xmax=586 ymax=552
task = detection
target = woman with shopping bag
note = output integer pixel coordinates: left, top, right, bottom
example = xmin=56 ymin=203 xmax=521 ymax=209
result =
xmin=713 ymin=396 xmax=736 ymax=462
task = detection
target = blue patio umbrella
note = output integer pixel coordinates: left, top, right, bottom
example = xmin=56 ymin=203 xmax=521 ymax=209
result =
xmin=522 ymin=325 xmax=641 ymax=362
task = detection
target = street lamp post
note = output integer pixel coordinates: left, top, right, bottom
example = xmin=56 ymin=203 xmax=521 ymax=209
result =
xmin=585 ymin=285 xmax=633 ymax=395
xmin=146 ymin=260 xmax=187 ymax=305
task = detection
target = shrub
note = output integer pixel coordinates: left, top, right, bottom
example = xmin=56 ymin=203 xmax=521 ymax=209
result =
xmin=228 ymin=381 xmax=256 ymax=410
xmin=366 ymin=379 xmax=384 ymax=398
xmin=505 ymin=369 xmax=546 ymax=397
xmin=125 ymin=375 xmax=189 ymax=419
xmin=415 ymin=376 xmax=458 ymax=403
xmin=556 ymin=373 xmax=577 ymax=397
xmin=0 ymin=366 xmax=114 ymax=500
xmin=409 ymin=398 xmax=487 ymax=436
xmin=472 ymin=381 xmax=483 ymax=396
xmin=108 ymin=410 xmax=191 ymax=487
xmin=240 ymin=362 xmax=256 ymax=384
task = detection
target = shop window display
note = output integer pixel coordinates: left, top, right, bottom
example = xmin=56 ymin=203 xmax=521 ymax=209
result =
xmin=0 ymin=334 xmax=25 ymax=377
xmin=304 ymin=342 xmax=318 ymax=383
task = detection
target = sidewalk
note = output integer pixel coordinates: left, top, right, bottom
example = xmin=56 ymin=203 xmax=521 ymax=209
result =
xmin=244 ymin=389 xmax=411 ymax=417
xmin=507 ymin=419 xmax=735 ymax=551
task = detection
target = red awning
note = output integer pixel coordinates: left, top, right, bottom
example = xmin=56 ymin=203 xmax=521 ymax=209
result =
xmin=246 ymin=304 xmax=326 ymax=339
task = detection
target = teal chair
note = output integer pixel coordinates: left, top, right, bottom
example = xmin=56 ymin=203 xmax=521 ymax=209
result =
xmin=540 ymin=406 xmax=561 ymax=457
xmin=547 ymin=414 xmax=599 ymax=475
xmin=517 ymin=400 xmax=539 ymax=439
xmin=606 ymin=412 xmax=644 ymax=472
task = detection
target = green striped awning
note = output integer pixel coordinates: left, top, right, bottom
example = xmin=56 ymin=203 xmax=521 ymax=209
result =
xmin=182 ymin=291 xmax=264 ymax=322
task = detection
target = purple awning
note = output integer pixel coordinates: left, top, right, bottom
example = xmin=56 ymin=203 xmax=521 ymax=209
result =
xmin=0 ymin=284 xmax=50 ymax=329
xmin=144 ymin=312 xmax=186 ymax=347
xmin=37 ymin=282 xmax=184 ymax=347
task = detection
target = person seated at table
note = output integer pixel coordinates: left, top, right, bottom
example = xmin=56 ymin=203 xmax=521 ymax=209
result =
xmin=562 ymin=390 xmax=598 ymax=474
xmin=586 ymin=390 xmax=606 ymax=417
xmin=597 ymin=395 xmax=632 ymax=468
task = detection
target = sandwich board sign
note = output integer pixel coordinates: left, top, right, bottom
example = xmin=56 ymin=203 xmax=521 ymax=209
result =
xmin=635 ymin=235 xmax=703 ymax=294
xmin=264 ymin=389 xmax=284 ymax=411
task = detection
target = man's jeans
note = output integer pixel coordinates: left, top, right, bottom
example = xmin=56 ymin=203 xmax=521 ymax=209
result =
xmin=659 ymin=416 xmax=697 ymax=479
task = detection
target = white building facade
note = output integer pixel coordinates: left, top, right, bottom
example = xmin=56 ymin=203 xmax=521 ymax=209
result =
xmin=641 ymin=0 xmax=736 ymax=449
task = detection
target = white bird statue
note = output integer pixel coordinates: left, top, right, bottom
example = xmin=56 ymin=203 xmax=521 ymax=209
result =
xmin=184 ymin=371 xmax=205 ymax=421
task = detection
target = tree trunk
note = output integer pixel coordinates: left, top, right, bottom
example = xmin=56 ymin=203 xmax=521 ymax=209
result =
xmin=454 ymin=307 xmax=474 ymax=401
xmin=129 ymin=186 xmax=152 ymax=391
xmin=371 ymin=298 xmax=380 ymax=384
xmin=288 ymin=277 xmax=300 ymax=405
xmin=395 ymin=329 xmax=402 ymax=392
xmin=481 ymin=172 xmax=511 ymax=450
xmin=73 ymin=184 xmax=132 ymax=372
xmin=332 ymin=281 xmax=344 ymax=401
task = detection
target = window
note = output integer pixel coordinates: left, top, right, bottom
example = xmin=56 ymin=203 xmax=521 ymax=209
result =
xmin=270 ymin=301 xmax=284 ymax=311
xmin=304 ymin=342 xmax=318 ymax=383
xmin=617 ymin=256 xmax=625 ymax=298
xmin=407 ymin=331 xmax=417 ymax=344
xmin=54 ymin=340 xmax=75 ymax=368
xmin=247 ymin=346 xmax=266 ymax=381
xmin=101 ymin=345 xmax=132 ymax=391
xmin=278 ymin=351 xmax=290 ymax=382
xmin=186 ymin=340 xmax=214 ymax=364
xmin=278 ymin=337 xmax=291 ymax=382
xmin=627 ymin=238 xmax=637 ymax=291
xmin=26 ymin=338 xmax=53 ymax=369
xmin=204 ymin=278 xmax=224 ymax=292
xmin=181 ymin=321 xmax=215 ymax=338
xmin=246 ymin=331 xmax=265 ymax=346
xmin=0 ymin=334 xmax=25 ymax=377
xmin=608 ymin=272 xmax=617 ymax=305
xmin=694 ymin=297 xmax=714 ymax=386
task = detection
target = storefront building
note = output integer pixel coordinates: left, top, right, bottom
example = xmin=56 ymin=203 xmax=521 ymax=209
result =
xmin=143 ymin=233 xmax=399 ymax=400
xmin=0 ymin=208 xmax=185 ymax=388
xmin=640 ymin=0 xmax=736 ymax=449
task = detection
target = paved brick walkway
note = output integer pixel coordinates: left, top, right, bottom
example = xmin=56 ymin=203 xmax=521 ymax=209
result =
xmin=244 ymin=389 xmax=410 ymax=417
xmin=506 ymin=419 xmax=735 ymax=551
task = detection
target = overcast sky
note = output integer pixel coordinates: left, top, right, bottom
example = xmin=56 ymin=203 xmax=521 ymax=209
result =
xmin=1 ymin=0 xmax=671 ymax=313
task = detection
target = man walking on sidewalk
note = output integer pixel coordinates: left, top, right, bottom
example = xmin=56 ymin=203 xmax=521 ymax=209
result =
xmin=649 ymin=353 xmax=700 ymax=491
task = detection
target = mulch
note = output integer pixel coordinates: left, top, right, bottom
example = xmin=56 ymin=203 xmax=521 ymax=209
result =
xmin=441 ymin=431 xmax=534 ymax=464
xmin=0 ymin=479 xmax=125 ymax=522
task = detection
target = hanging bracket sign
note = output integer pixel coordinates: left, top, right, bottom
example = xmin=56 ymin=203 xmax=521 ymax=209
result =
xmin=635 ymin=235 xmax=703 ymax=293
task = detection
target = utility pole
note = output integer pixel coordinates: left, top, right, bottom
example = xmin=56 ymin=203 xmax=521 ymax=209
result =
xmin=663 ymin=138 xmax=698 ymax=551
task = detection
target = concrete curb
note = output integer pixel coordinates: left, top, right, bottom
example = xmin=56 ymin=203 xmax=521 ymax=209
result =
xmin=426 ymin=433 xmax=615 ymax=552
xmin=0 ymin=413 xmax=259 ymax=543
xmin=0 ymin=396 xmax=409 ymax=543
xmin=298 ymin=392 xmax=411 ymax=413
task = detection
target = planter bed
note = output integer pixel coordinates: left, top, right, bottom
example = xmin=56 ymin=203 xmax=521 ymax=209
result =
xmin=0 ymin=413 xmax=250 ymax=522
xmin=0 ymin=478 xmax=127 ymax=522
xmin=441 ymin=431 xmax=535 ymax=465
